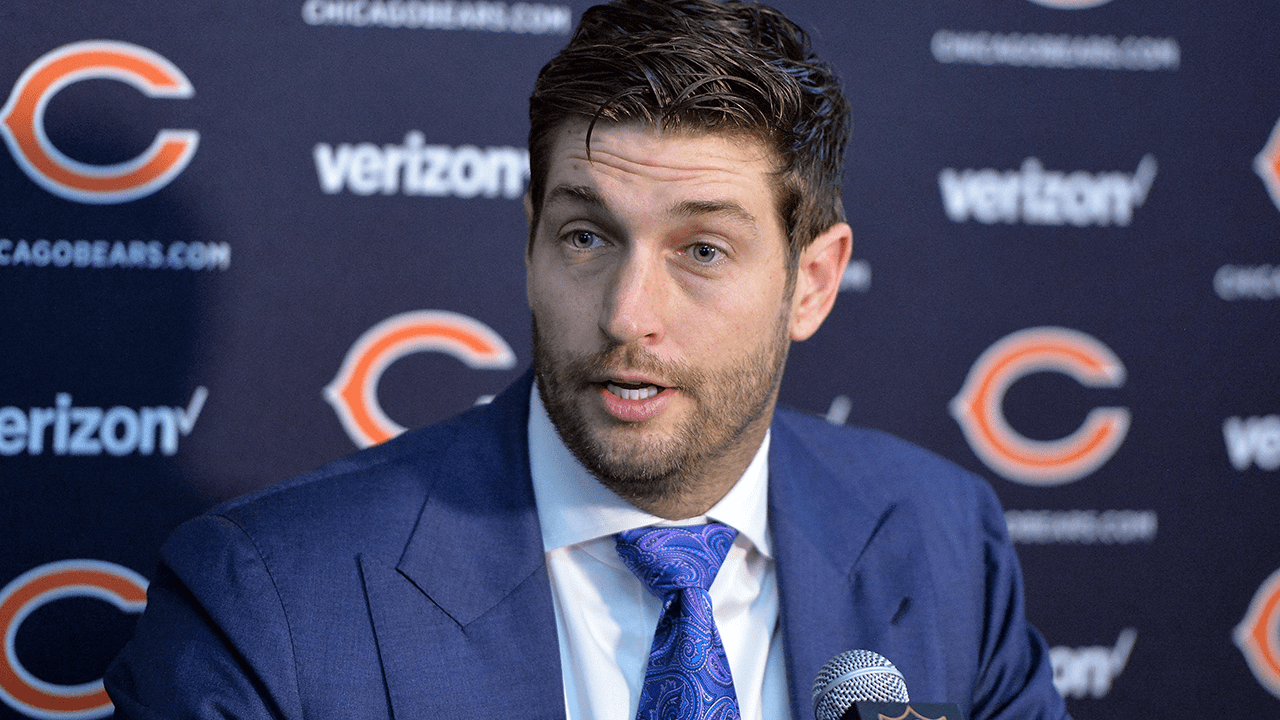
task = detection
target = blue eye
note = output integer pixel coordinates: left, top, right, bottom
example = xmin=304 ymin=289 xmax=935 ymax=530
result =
xmin=690 ymin=243 xmax=719 ymax=263
xmin=565 ymin=230 xmax=602 ymax=249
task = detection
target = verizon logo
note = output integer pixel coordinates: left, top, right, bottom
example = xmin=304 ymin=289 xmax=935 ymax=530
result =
xmin=313 ymin=132 xmax=529 ymax=199
xmin=939 ymin=155 xmax=1156 ymax=227
xmin=1225 ymin=415 xmax=1280 ymax=471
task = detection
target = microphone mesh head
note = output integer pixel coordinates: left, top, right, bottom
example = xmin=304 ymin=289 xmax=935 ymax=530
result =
xmin=811 ymin=649 xmax=910 ymax=720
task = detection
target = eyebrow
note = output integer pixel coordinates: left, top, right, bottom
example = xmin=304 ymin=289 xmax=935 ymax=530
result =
xmin=671 ymin=199 xmax=758 ymax=227
xmin=545 ymin=184 xmax=758 ymax=228
xmin=545 ymin=184 xmax=605 ymax=209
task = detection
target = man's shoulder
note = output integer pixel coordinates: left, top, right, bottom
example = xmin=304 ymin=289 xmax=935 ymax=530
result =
xmin=180 ymin=374 xmax=534 ymax=559
xmin=770 ymin=405 xmax=1006 ymax=534
xmin=772 ymin=405 xmax=987 ymax=492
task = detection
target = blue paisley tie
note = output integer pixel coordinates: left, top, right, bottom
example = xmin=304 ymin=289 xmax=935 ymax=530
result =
xmin=615 ymin=523 xmax=741 ymax=720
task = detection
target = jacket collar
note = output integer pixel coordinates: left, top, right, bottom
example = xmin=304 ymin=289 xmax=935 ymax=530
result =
xmin=769 ymin=408 xmax=903 ymax=720
xmin=395 ymin=368 xmax=544 ymax=627
xmin=364 ymin=369 xmax=566 ymax=719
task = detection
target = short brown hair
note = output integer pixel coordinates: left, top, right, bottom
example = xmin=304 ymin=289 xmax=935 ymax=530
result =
xmin=527 ymin=0 xmax=851 ymax=258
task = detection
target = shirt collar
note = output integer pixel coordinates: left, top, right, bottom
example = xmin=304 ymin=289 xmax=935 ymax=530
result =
xmin=527 ymin=381 xmax=772 ymax=558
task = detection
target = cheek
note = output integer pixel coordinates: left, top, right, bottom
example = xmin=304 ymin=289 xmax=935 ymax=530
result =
xmin=696 ymin=277 xmax=787 ymax=331
xmin=706 ymin=286 xmax=783 ymax=348
xmin=529 ymin=271 xmax=593 ymax=342
xmin=526 ymin=252 xmax=566 ymax=318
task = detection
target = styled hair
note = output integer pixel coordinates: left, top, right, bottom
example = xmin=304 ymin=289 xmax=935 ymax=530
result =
xmin=527 ymin=0 xmax=851 ymax=258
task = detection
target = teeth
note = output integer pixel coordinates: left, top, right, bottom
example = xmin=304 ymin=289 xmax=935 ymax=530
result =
xmin=607 ymin=383 xmax=660 ymax=401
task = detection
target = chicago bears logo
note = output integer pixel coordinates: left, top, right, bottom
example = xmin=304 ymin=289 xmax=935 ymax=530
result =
xmin=0 ymin=560 xmax=147 ymax=720
xmin=1026 ymin=0 xmax=1115 ymax=8
xmin=950 ymin=327 xmax=1129 ymax=486
xmin=325 ymin=310 xmax=517 ymax=448
xmin=1236 ymin=567 xmax=1280 ymax=700
xmin=1255 ymin=118 xmax=1280 ymax=212
xmin=0 ymin=40 xmax=198 ymax=204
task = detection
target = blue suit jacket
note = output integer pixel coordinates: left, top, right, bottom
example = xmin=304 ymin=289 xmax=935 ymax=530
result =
xmin=106 ymin=371 xmax=1068 ymax=720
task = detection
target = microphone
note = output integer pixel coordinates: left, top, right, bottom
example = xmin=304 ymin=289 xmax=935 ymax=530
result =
xmin=812 ymin=649 xmax=910 ymax=720
xmin=812 ymin=650 xmax=966 ymax=720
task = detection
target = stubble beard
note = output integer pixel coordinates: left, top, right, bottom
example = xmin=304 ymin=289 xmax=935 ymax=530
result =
xmin=532 ymin=313 xmax=790 ymax=511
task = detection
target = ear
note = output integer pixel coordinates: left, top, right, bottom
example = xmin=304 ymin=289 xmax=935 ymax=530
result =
xmin=788 ymin=222 xmax=852 ymax=342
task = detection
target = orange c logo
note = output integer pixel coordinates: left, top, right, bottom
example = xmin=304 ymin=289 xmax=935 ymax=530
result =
xmin=1255 ymin=117 xmax=1280 ymax=213
xmin=0 ymin=560 xmax=148 ymax=720
xmin=1236 ymin=568 xmax=1280 ymax=700
xmin=950 ymin=327 xmax=1129 ymax=486
xmin=325 ymin=310 xmax=517 ymax=448
xmin=0 ymin=40 xmax=198 ymax=204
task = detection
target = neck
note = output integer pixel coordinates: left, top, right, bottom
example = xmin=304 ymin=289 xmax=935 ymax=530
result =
xmin=603 ymin=406 xmax=773 ymax=521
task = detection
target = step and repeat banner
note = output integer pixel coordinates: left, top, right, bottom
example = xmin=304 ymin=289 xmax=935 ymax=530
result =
xmin=1 ymin=1 xmax=1277 ymax=717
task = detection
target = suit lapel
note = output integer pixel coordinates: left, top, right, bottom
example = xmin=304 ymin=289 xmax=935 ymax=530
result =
xmin=769 ymin=411 xmax=909 ymax=720
xmin=361 ymin=372 xmax=566 ymax=719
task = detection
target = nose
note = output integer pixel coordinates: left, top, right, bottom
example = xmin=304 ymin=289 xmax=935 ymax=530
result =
xmin=600 ymin=247 xmax=665 ymax=346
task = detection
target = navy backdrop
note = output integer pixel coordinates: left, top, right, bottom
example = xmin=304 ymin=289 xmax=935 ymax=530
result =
xmin=1 ymin=1 xmax=1278 ymax=718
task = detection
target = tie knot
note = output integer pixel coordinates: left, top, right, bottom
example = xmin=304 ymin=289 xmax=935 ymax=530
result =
xmin=615 ymin=523 xmax=738 ymax=597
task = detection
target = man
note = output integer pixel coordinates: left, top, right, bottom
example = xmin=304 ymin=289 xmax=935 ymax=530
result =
xmin=107 ymin=1 xmax=1069 ymax=719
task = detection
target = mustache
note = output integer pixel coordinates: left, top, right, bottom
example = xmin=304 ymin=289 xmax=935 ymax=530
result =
xmin=562 ymin=344 xmax=706 ymax=390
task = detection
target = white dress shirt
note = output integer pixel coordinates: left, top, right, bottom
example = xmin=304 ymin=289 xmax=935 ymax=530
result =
xmin=527 ymin=384 xmax=792 ymax=720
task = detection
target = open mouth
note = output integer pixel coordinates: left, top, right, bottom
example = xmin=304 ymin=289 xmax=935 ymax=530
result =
xmin=605 ymin=381 xmax=664 ymax=401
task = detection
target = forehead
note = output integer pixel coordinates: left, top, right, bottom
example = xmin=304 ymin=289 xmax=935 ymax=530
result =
xmin=541 ymin=119 xmax=784 ymax=214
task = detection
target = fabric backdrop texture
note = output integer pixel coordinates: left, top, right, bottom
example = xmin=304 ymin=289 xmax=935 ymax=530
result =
xmin=0 ymin=1 xmax=1277 ymax=718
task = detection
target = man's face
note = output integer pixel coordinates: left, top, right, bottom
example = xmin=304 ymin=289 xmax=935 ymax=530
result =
xmin=526 ymin=120 xmax=798 ymax=512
